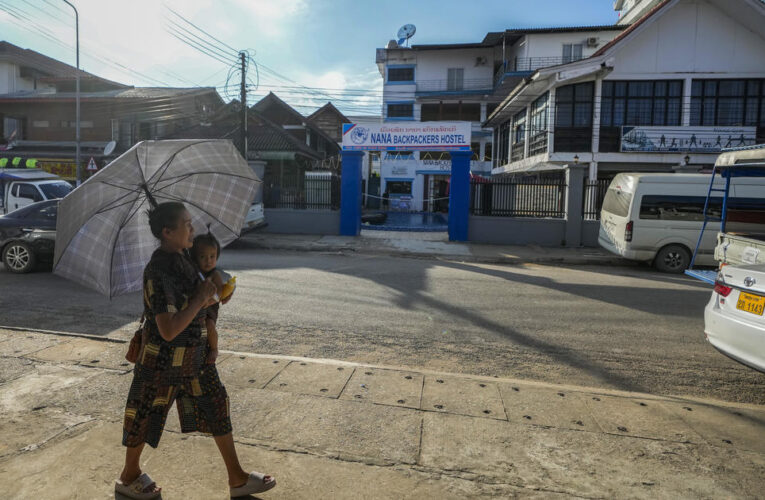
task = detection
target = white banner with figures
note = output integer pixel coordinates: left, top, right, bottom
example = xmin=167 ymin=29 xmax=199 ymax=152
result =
xmin=620 ymin=126 xmax=757 ymax=153
xmin=342 ymin=122 xmax=472 ymax=151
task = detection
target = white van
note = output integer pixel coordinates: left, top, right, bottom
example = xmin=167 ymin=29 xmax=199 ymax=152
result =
xmin=598 ymin=173 xmax=765 ymax=273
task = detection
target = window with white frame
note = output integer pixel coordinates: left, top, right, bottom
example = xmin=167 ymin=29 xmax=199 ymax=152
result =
xmin=511 ymin=109 xmax=527 ymax=162
xmin=562 ymin=44 xmax=583 ymax=64
xmin=528 ymin=92 xmax=549 ymax=156
xmin=447 ymin=68 xmax=464 ymax=91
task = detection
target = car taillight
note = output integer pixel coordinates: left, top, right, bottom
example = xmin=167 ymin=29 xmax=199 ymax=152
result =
xmin=714 ymin=282 xmax=733 ymax=297
xmin=624 ymin=221 xmax=633 ymax=242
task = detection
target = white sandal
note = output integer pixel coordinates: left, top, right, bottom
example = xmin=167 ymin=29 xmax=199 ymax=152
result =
xmin=115 ymin=472 xmax=161 ymax=499
xmin=230 ymin=471 xmax=276 ymax=497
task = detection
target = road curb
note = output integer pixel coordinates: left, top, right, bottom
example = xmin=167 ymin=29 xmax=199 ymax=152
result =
xmin=232 ymin=238 xmax=634 ymax=267
xmin=1 ymin=326 xmax=757 ymax=411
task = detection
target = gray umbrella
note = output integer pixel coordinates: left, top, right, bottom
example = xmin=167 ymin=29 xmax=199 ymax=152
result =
xmin=53 ymin=139 xmax=260 ymax=297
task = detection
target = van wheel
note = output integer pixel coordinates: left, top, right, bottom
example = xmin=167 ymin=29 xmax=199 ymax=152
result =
xmin=654 ymin=245 xmax=690 ymax=274
xmin=2 ymin=242 xmax=36 ymax=273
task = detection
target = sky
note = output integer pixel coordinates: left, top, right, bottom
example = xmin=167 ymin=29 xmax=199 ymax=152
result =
xmin=1 ymin=0 xmax=618 ymax=116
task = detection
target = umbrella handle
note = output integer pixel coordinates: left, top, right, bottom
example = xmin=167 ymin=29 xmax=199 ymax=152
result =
xmin=198 ymin=271 xmax=220 ymax=302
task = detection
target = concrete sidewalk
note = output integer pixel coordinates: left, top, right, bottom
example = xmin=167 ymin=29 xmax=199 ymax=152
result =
xmin=1 ymin=328 xmax=764 ymax=499
xmin=235 ymin=231 xmax=632 ymax=267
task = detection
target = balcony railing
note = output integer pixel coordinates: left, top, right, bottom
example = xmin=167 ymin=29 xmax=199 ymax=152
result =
xmin=416 ymin=78 xmax=494 ymax=94
xmin=495 ymin=56 xmax=585 ymax=84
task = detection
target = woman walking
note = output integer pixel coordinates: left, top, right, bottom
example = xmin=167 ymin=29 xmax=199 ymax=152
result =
xmin=115 ymin=201 xmax=276 ymax=499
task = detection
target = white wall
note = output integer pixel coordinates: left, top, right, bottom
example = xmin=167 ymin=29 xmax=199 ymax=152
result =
xmin=524 ymin=31 xmax=622 ymax=60
xmin=413 ymin=48 xmax=495 ymax=83
xmin=0 ymin=62 xmax=14 ymax=94
xmin=611 ymin=0 xmax=765 ymax=76
xmin=0 ymin=61 xmax=55 ymax=94
xmin=617 ymin=0 xmax=664 ymax=24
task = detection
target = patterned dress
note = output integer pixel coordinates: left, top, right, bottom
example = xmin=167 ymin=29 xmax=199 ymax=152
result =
xmin=122 ymin=248 xmax=231 ymax=448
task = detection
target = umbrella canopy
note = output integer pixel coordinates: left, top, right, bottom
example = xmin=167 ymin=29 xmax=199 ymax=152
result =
xmin=53 ymin=139 xmax=260 ymax=297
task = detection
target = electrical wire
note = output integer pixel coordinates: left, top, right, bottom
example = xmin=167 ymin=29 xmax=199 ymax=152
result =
xmin=165 ymin=4 xmax=238 ymax=54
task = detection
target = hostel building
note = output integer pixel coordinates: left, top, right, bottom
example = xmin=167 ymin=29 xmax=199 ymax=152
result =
xmin=376 ymin=24 xmax=625 ymax=211
xmin=485 ymin=0 xmax=765 ymax=182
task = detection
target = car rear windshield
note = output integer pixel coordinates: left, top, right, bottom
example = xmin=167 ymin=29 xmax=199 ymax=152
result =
xmin=39 ymin=181 xmax=73 ymax=200
xmin=602 ymin=188 xmax=632 ymax=218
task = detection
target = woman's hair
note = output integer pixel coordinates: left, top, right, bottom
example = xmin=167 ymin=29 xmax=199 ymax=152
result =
xmin=191 ymin=233 xmax=220 ymax=259
xmin=147 ymin=202 xmax=186 ymax=240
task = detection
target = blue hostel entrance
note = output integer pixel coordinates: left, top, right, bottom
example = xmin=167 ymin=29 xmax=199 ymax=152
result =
xmin=340 ymin=122 xmax=472 ymax=241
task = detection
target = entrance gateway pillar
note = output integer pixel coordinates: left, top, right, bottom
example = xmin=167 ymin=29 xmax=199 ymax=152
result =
xmin=448 ymin=150 xmax=472 ymax=241
xmin=340 ymin=122 xmax=472 ymax=240
xmin=340 ymin=151 xmax=364 ymax=236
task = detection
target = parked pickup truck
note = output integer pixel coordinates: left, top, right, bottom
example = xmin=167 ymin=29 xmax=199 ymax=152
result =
xmin=715 ymin=233 xmax=765 ymax=266
xmin=711 ymin=147 xmax=765 ymax=268
xmin=0 ymin=169 xmax=73 ymax=215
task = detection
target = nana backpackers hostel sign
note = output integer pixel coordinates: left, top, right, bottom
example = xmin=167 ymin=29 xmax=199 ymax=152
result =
xmin=621 ymin=126 xmax=757 ymax=153
xmin=342 ymin=122 xmax=471 ymax=151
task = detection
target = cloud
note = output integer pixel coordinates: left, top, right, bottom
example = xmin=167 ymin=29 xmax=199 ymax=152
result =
xmin=228 ymin=0 xmax=307 ymax=37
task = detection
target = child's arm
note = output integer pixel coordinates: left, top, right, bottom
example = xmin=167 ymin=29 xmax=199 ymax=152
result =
xmin=205 ymin=317 xmax=219 ymax=364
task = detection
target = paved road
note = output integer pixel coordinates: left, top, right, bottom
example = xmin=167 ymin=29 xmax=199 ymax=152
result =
xmin=2 ymin=248 xmax=763 ymax=404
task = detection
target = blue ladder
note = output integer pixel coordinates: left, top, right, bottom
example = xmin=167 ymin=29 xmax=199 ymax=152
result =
xmin=685 ymin=167 xmax=731 ymax=284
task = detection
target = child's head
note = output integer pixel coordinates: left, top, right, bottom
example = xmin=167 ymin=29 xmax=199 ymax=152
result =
xmin=191 ymin=233 xmax=220 ymax=273
xmin=147 ymin=202 xmax=192 ymax=247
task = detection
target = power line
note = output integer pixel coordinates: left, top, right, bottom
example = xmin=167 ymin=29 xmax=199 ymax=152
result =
xmin=0 ymin=3 xmax=178 ymax=87
xmin=166 ymin=24 xmax=233 ymax=67
xmin=1 ymin=1 xmax=216 ymax=88
xmin=165 ymin=4 xmax=238 ymax=55
xmin=165 ymin=16 xmax=237 ymax=62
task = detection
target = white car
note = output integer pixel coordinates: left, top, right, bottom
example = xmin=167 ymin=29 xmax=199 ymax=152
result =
xmin=241 ymin=202 xmax=266 ymax=233
xmin=705 ymin=264 xmax=765 ymax=372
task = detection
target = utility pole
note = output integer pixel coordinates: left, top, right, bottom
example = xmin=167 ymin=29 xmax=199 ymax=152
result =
xmin=63 ymin=0 xmax=80 ymax=185
xmin=240 ymin=51 xmax=247 ymax=159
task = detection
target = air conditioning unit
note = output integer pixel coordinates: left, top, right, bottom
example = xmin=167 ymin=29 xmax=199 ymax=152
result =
xmin=586 ymin=37 xmax=599 ymax=47
xmin=475 ymin=56 xmax=488 ymax=66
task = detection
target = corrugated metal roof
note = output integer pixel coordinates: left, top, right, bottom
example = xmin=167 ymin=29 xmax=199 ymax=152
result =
xmin=0 ymin=41 xmax=128 ymax=88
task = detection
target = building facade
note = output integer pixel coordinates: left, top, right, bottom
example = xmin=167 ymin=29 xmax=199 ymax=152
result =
xmin=0 ymin=41 xmax=223 ymax=180
xmin=375 ymin=24 xmax=626 ymax=211
xmin=486 ymin=0 xmax=765 ymax=182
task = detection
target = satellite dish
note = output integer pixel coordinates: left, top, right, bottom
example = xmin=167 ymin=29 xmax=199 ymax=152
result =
xmin=103 ymin=141 xmax=116 ymax=156
xmin=397 ymin=24 xmax=416 ymax=47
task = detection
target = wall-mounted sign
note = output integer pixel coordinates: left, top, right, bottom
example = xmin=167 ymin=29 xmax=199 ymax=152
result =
xmin=621 ymin=126 xmax=757 ymax=153
xmin=381 ymin=160 xmax=415 ymax=179
xmin=419 ymin=159 xmax=451 ymax=172
xmin=342 ymin=122 xmax=471 ymax=151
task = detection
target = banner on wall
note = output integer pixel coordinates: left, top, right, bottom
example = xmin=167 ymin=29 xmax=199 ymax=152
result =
xmin=342 ymin=122 xmax=471 ymax=151
xmin=620 ymin=126 xmax=757 ymax=153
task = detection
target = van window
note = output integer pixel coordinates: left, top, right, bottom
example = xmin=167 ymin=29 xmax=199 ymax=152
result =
xmin=639 ymin=196 xmax=765 ymax=222
xmin=602 ymin=188 xmax=632 ymax=217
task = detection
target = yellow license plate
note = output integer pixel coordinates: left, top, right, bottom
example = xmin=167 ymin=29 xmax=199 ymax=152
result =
xmin=737 ymin=292 xmax=765 ymax=316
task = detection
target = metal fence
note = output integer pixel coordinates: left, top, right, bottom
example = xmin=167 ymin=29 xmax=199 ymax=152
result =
xmin=264 ymin=172 xmax=341 ymax=210
xmin=470 ymin=176 xmax=567 ymax=218
xmin=582 ymin=179 xmax=612 ymax=220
